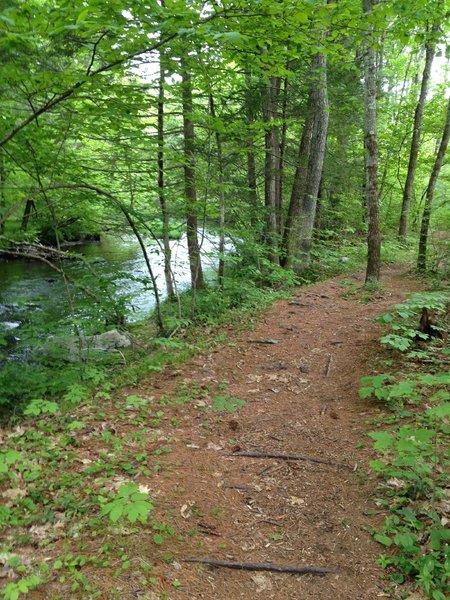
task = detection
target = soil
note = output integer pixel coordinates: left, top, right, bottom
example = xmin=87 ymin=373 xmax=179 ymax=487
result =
xmin=9 ymin=265 xmax=425 ymax=599
xmin=107 ymin=265 xmax=421 ymax=600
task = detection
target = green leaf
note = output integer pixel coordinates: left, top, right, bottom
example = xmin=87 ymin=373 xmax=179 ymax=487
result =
xmin=369 ymin=459 xmax=386 ymax=472
xmin=393 ymin=532 xmax=419 ymax=551
xmin=368 ymin=431 xmax=393 ymax=451
xmin=153 ymin=533 xmax=164 ymax=545
xmin=109 ymin=504 xmax=123 ymax=522
xmin=374 ymin=533 xmax=392 ymax=546
xmin=76 ymin=9 xmax=89 ymax=24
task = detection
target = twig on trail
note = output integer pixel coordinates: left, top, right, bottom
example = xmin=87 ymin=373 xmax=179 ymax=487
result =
xmin=223 ymin=483 xmax=253 ymax=491
xmin=288 ymin=301 xmax=312 ymax=307
xmin=325 ymin=353 xmax=333 ymax=377
xmin=259 ymin=519 xmax=284 ymax=527
xmin=184 ymin=558 xmax=338 ymax=575
xmin=306 ymin=293 xmax=330 ymax=299
xmin=247 ymin=339 xmax=279 ymax=345
xmin=258 ymin=465 xmax=274 ymax=476
xmin=230 ymin=450 xmax=349 ymax=469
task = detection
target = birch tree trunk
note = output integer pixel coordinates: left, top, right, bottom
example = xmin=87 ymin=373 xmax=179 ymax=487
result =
xmin=417 ymin=96 xmax=450 ymax=271
xmin=363 ymin=0 xmax=381 ymax=284
xmin=181 ymin=57 xmax=204 ymax=290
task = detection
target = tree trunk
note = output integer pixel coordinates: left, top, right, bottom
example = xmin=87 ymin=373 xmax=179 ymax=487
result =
xmin=263 ymin=76 xmax=281 ymax=264
xmin=181 ymin=57 xmax=204 ymax=290
xmin=398 ymin=32 xmax=437 ymax=239
xmin=295 ymin=50 xmax=329 ymax=274
xmin=281 ymin=97 xmax=314 ymax=268
xmin=21 ymin=199 xmax=36 ymax=231
xmin=363 ymin=0 xmax=381 ymax=284
xmin=278 ymin=75 xmax=289 ymax=235
xmin=209 ymin=93 xmax=225 ymax=285
xmin=157 ymin=46 xmax=175 ymax=299
xmin=0 ymin=149 xmax=5 ymax=234
xmin=244 ymin=75 xmax=259 ymax=228
xmin=417 ymin=96 xmax=450 ymax=271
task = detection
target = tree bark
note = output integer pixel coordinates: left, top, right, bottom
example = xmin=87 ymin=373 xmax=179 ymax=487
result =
xmin=398 ymin=32 xmax=437 ymax=239
xmin=181 ymin=57 xmax=204 ymax=290
xmin=157 ymin=45 xmax=175 ymax=299
xmin=281 ymin=97 xmax=314 ymax=268
xmin=209 ymin=93 xmax=226 ymax=285
xmin=295 ymin=50 xmax=329 ymax=274
xmin=417 ymin=96 xmax=450 ymax=271
xmin=21 ymin=199 xmax=36 ymax=231
xmin=363 ymin=0 xmax=381 ymax=284
xmin=244 ymin=76 xmax=259 ymax=228
xmin=278 ymin=75 xmax=289 ymax=234
xmin=263 ymin=76 xmax=281 ymax=264
xmin=0 ymin=149 xmax=5 ymax=234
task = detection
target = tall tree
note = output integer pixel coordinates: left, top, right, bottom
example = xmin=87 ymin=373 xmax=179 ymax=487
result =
xmin=244 ymin=75 xmax=259 ymax=227
xmin=263 ymin=76 xmax=282 ymax=264
xmin=295 ymin=49 xmax=329 ymax=273
xmin=208 ymin=93 xmax=226 ymax=285
xmin=0 ymin=149 xmax=5 ymax=234
xmin=363 ymin=0 xmax=381 ymax=283
xmin=157 ymin=44 xmax=175 ymax=299
xmin=181 ymin=56 xmax=204 ymax=290
xmin=281 ymin=97 xmax=314 ymax=269
xmin=398 ymin=27 xmax=438 ymax=239
xmin=417 ymin=96 xmax=450 ymax=271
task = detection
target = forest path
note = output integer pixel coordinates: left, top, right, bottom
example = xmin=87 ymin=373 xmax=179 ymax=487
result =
xmin=109 ymin=265 xmax=422 ymax=600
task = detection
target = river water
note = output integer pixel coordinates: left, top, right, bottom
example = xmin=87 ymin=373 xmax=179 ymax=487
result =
xmin=0 ymin=232 xmax=220 ymax=358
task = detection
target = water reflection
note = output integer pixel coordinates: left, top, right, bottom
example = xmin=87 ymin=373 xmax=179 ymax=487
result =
xmin=0 ymin=232 xmax=221 ymax=356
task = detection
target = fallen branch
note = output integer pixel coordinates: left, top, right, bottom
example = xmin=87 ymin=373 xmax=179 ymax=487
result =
xmin=0 ymin=249 xmax=102 ymax=304
xmin=288 ymin=301 xmax=312 ymax=307
xmin=247 ymin=339 xmax=279 ymax=345
xmin=184 ymin=558 xmax=338 ymax=575
xmin=325 ymin=353 xmax=333 ymax=377
xmin=222 ymin=483 xmax=253 ymax=491
xmin=230 ymin=450 xmax=349 ymax=469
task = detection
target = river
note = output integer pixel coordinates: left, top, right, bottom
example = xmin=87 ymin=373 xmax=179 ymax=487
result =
xmin=0 ymin=232 xmax=221 ymax=359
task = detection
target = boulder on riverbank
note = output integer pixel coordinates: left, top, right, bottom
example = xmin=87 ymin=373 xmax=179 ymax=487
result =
xmin=43 ymin=329 xmax=133 ymax=361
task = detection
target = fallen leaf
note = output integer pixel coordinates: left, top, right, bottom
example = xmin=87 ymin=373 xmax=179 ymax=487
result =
xmin=180 ymin=502 xmax=194 ymax=519
xmin=387 ymin=478 xmax=406 ymax=489
xmin=138 ymin=484 xmax=151 ymax=494
xmin=207 ymin=443 xmax=222 ymax=451
xmin=289 ymin=496 xmax=305 ymax=506
xmin=251 ymin=574 xmax=273 ymax=593
xmin=2 ymin=488 xmax=27 ymax=501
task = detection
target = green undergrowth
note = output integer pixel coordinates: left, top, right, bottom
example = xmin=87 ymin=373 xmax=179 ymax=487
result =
xmin=360 ymin=291 xmax=450 ymax=599
xmin=1 ymin=236 xmax=372 ymax=418
xmin=0 ymin=365 xmax=247 ymax=596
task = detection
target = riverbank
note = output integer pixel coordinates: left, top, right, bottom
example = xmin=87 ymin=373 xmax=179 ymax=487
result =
xmin=0 ymin=237 xmax=411 ymax=416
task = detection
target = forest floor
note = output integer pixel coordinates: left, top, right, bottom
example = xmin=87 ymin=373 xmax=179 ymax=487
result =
xmin=4 ymin=265 xmax=425 ymax=600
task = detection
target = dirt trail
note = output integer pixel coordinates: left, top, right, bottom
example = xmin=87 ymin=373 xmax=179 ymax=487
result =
xmin=101 ymin=265 xmax=421 ymax=600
